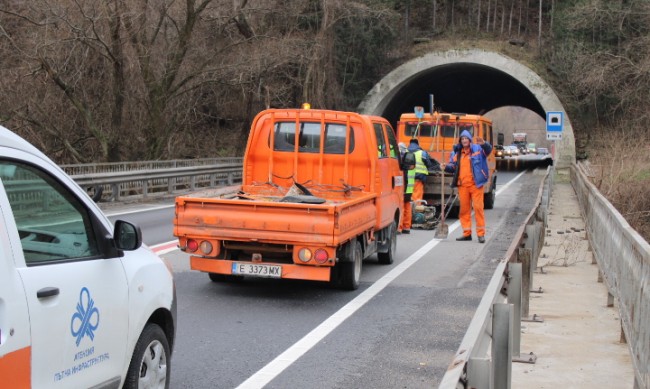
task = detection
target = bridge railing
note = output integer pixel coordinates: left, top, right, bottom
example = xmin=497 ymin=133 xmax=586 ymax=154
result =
xmin=62 ymin=158 xmax=243 ymax=202
xmin=572 ymin=162 xmax=649 ymax=389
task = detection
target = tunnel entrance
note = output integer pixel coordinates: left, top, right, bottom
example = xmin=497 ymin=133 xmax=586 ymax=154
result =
xmin=358 ymin=49 xmax=575 ymax=168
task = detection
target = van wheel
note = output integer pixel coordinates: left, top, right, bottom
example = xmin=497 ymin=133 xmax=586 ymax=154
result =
xmin=377 ymin=222 xmax=396 ymax=265
xmin=484 ymin=181 xmax=496 ymax=210
xmin=339 ymin=241 xmax=362 ymax=290
xmin=208 ymin=273 xmax=243 ymax=283
xmin=124 ymin=323 xmax=170 ymax=389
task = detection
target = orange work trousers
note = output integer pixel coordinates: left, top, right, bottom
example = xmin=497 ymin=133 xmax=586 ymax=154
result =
xmin=400 ymin=200 xmax=412 ymax=231
xmin=412 ymin=180 xmax=425 ymax=202
xmin=458 ymin=184 xmax=485 ymax=237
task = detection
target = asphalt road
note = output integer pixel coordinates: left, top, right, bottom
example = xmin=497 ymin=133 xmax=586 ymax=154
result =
xmin=102 ymin=160 xmax=549 ymax=388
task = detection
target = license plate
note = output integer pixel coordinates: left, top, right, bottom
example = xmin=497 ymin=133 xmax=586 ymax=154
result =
xmin=231 ymin=262 xmax=282 ymax=278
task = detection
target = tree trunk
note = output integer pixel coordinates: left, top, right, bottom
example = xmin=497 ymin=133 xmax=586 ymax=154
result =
xmin=433 ymin=0 xmax=437 ymax=32
xmin=508 ymin=0 xmax=514 ymax=36
xmin=538 ymin=0 xmax=543 ymax=52
xmin=486 ymin=0 xmax=491 ymax=32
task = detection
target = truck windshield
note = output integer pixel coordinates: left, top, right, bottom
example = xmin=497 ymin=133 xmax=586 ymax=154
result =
xmin=273 ymin=121 xmax=355 ymax=154
xmin=405 ymin=123 xmax=474 ymax=138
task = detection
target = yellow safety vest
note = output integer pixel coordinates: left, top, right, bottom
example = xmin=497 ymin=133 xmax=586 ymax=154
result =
xmin=406 ymin=169 xmax=415 ymax=194
xmin=414 ymin=150 xmax=428 ymax=175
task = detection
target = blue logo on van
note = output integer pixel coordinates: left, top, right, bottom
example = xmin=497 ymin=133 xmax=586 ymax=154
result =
xmin=70 ymin=287 xmax=100 ymax=346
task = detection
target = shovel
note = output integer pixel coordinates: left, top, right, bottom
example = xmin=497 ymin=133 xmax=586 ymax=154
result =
xmin=435 ymin=168 xmax=449 ymax=238
xmin=435 ymin=116 xmax=459 ymax=239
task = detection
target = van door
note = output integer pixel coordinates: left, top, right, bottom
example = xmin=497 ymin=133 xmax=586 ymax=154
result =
xmin=0 ymin=157 xmax=129 ymax=388
xmin=373 ymin=122 xmax=403 ymax=227
xmin=0 ymin=177 xmax=32 ymax=387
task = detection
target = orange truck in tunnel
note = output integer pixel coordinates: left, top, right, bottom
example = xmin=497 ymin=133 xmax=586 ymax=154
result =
xmin=396 ymin=110 xmax=498 ymax=211
xmin=173 ymin=107 xmax=403 ymax=290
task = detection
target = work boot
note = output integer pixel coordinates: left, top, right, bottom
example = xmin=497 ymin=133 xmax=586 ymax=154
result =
xmin=456 ymin=235 xmax=472 ymax=241
xmin=478 ymin=236 xmax=485 ymax=243
xmin=402 ymin=229 xmax=410 ymax=234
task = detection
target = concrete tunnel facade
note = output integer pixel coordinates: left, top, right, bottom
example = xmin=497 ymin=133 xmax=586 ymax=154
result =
xmin=358 ymin=49 xmax=575 ymax=168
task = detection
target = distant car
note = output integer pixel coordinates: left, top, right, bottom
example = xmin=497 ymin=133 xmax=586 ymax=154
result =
xmin=509 ymin=145 xmax=520 ymax=156
xmin=537 ymin=147 xmax=549 ymax=155
xmin=518 ymin=145 xmax=528 ymax=155
xmin=527 ymin=143 xmax=537 ymax=154
xmin=503 ymin=146 xmax=512 ymax=157
xmin=495 ymin=145 xmax=505 ymax=158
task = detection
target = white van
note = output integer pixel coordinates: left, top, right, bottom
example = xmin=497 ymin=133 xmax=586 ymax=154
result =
xmin=0 ymin=126 xmax=176 ymax=388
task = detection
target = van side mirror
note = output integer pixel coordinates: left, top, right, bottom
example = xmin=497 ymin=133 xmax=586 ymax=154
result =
xmin=114 ymin=220 xmax=143 ymax=251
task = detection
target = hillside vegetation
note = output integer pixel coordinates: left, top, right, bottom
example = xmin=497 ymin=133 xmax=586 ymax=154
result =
xmin=0 ymin=0 xmax=648 ymax=239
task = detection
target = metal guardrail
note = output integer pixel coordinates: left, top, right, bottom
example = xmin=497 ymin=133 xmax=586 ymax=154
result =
xmin=61 ymin=158 xmax=243 ymax=175
xmin=64 ymin=159 xmax=243 ymax=202
xmin=572 ymin=162 xmax=649 ymax=389
xmin=439 ymin=166 xmax=552 ymax=388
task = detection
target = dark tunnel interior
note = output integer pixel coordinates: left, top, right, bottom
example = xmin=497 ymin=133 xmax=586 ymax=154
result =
xmin=380 ymin=63 xmax=545 ymax=127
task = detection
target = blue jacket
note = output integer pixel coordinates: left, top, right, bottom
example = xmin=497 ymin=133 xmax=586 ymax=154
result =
xmin=445 ymin=130 xmax=493 ymax=188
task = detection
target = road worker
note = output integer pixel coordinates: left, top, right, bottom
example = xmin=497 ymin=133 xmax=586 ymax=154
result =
xmin=398 ymin=142 xmax=415 ymax=234
xmin=443 ymin=130 xmax=493 ymax=243
xmin=407 ymin=138 xmax=435 ymax=202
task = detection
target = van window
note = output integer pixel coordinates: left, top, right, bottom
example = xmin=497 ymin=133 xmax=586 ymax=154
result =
xmin=405 ymin=123 xmax=474 ymax=138
xmin=272 ymin=121 xmax=355 ymax=154
xmin=384 ymin=123 xmax=399 ymax=158
xmin=373 ymin=123 xmax=388 ymax=158
xmin=0 ymin=159 xmax=100 ymax=264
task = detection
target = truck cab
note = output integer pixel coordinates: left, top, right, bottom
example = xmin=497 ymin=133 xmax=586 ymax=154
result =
xmin=0 ymin=126 xmax=176 ymax=388
xmin=396 ymin=111 xmax=497 ymax=210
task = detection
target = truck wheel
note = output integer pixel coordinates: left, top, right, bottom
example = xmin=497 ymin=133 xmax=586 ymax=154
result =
xmin=208 ymin=273 xmax=243 ymax=283
xmin=124 ymin=323 xmax=170 ymax=389
xmin=484 ymin=180 xmax=496 ymax=210
xmin=377 ymin=222 xmax=396 ymax=265
xmin=339 ymin=241 xmax=362 ymax=290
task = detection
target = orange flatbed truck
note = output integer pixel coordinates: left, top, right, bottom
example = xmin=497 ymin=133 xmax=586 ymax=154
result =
xmin=173 ymin=107 xmax=403 ymax=290
xmin=397 ymin=110 xmax=497 ymax=210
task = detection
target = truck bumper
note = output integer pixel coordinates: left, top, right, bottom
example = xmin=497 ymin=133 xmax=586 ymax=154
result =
xmin=190 ymin=257 xmax=332 ymax=282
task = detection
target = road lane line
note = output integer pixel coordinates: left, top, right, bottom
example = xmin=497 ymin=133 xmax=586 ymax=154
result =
xmin=151 ymin=240 xmax=178 ymax=255
xmin=236 ymin=171 xmax=525 ymax=389
xmin=104 ymin=204 xmax=174 ymax=217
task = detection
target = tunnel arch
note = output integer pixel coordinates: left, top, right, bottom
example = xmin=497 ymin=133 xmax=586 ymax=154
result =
xmin=358 ymin=49 xmax=575 ymax=168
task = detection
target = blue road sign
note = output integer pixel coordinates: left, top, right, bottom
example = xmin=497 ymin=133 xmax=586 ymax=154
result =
xmin=546 ymin=111 xmax=563 ymax=140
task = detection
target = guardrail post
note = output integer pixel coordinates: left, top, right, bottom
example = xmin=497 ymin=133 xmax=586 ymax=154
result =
xmin=492 ymin=303 xmax=513 ymax=389
xmin=509 ymin=263 xmax=522 ymax=355
xmin=143 ymin=180 xmax=149 ymax=197
xmin=228 ymin=172 xmax=234 ymax=185
xmin=468 ymin=357 xmax=491 ymax=389
xmin=509 ymin=263 xmax=538 ymax=364
xmin=111 ymin=184 xmax=120 ymax=201
xmin=516 ymin=249 xmax=531 ymax=318
xmin=168 ymin=177 xmax=175 ymax=194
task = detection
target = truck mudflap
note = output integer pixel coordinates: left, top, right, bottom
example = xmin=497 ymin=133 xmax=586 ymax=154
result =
xmin=190 ymin=256 xmax=331 ymax=282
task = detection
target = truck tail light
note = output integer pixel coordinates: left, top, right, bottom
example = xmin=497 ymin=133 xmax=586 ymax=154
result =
xmin=186 ymin=239 xmax=199 ymax=252
xmin=314 ymin=249 xmax=328 ymax=264
xmin=298 ymin=248 xmax=312 ymax=262
xmin=199 ymin=241 xmax=213 ymax=255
